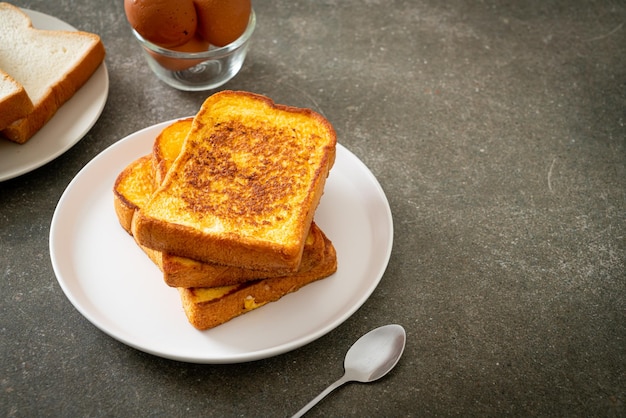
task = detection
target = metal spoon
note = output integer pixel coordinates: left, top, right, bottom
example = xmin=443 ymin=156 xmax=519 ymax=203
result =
xmin=292 ymin=324 xmax=406 ymax=417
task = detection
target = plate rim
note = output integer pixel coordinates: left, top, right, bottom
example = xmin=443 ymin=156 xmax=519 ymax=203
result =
xmin=0 ymin=8 xmax=109 ymax=182
xmin=49 ymin=119 xmax=394 ymax=363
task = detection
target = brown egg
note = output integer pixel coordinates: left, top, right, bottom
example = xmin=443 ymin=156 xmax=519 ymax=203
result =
xmin=149 ymin=35 xmax=211 ymax=71
xmin=125 ymin=0 xmax=197 ymax=47
xmin=193 ymin=0 xmax=251 ymax=47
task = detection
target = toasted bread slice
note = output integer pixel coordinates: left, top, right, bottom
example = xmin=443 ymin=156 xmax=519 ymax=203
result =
xmin=147 ymin=223 xmax=328 ymax=288
xmin=133 ymin=91 xmax=337 ymax=271
xmin=0 ymin=70 xmax=34 ymax=131
xmin=152 ymin=117 xmax=193 ymax=185
xmin=113 ymin=154 xmax=154 ymax=233
xmin=113 ymin=123 xmax=330 ymax=287
xmin=0 ymin=3 xmax=105 ymax=143
xmin=178 ymin=230 xmax=337 ymax=330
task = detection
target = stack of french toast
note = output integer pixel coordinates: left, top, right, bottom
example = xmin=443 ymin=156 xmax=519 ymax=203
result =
xmin=113 ymin=91 xmax=338 ymax=330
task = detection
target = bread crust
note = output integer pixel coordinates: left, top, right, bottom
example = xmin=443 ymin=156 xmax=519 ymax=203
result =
xmin=134 ymin=91 xmax=337 ymax=271
xmin=137 ymin=222 xmax=326 ymax=287
xmin=0 ymin=71 xmax=34 ymax=131
xmin=0 ymin=3 xmax=106 ymax=143
xmin=113 ymin=154 xmax=153 ymax=233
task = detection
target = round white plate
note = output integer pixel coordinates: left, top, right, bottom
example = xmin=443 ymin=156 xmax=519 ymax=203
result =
xmin=0 ymin=9 xmax=109 ymax=182
xmin=49 ymin=120 xmax=393 ymax=364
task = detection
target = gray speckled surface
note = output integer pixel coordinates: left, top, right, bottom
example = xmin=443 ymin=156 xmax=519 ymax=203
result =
xmin=2 ymin=1 xmax=625 ymax=416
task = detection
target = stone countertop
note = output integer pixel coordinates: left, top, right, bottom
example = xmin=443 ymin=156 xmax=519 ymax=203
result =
xmin=1 ymin=1 xmax=624 ymax=416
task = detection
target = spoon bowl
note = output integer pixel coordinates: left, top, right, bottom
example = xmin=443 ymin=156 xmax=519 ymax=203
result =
xmin=292 ymin=324 xmax=406 ymax=417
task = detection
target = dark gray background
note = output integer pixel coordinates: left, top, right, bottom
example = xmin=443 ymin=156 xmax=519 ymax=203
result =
xmin=2 ymin=1 xmax=624 ymax=416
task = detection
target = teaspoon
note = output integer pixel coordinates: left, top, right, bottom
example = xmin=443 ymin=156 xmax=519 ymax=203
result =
xmin=291 ymin=324 xmax=406 ymax=417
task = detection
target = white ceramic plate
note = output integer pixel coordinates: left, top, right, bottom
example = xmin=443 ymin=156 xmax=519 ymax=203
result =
xmin=49 ymin=120 xmax=393 ymax=364
xmin=0 ymin=9 xmax=109 ymax=182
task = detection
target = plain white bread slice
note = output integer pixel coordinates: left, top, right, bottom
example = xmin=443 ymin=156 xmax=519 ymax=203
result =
xmin=0 ymin=69 xmax=33 ymax=131
xmin=0 ymin=2 xmax=105 ymax=144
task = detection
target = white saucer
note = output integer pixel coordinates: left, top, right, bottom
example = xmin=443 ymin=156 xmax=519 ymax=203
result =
xmin=50 ymin=120 xmax=393 ymax=363
xmin=0 ymin=9 xmax=109 ymax=182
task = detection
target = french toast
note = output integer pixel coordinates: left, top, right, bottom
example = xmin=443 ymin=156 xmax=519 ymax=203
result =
xmin=179 ymin=232 xmax=337 ymax=330
xmin=113 ymin=119 xmax=331 ymax=288
xmin=145 ymin=223 xmax=329 ymax=288
xmin=113 ymin=152 xmax=336 ymax=330
xmin=152 ymin=117 xmax=193 ymax=185
xmin=133 ymin=91 xmax=337 ymax=271
xmin=113 ymin=154 xmax=154 ymax=233
xmin=113 ymin=117 xmax=337 ymax=329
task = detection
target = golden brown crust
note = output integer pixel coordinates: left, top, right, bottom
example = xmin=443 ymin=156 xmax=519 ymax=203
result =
xmin=134 ymin=91 xmax=337 ymax=270
xmin=0 ymin=71 xmax=34 ymax=131
xmin=161 ymin=223 xmax=325 ymax=287
xmin=134 ymin=222 xmax=325 ymax=287
xmin=178 ymin=231 xmax=337 ymax=330
xmin=113 ymin=154 xmax=153 ymax=233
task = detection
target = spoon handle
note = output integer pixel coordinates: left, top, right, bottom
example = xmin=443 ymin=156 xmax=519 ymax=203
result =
xmin=291 ymin=374 xmax=351 ymax=418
